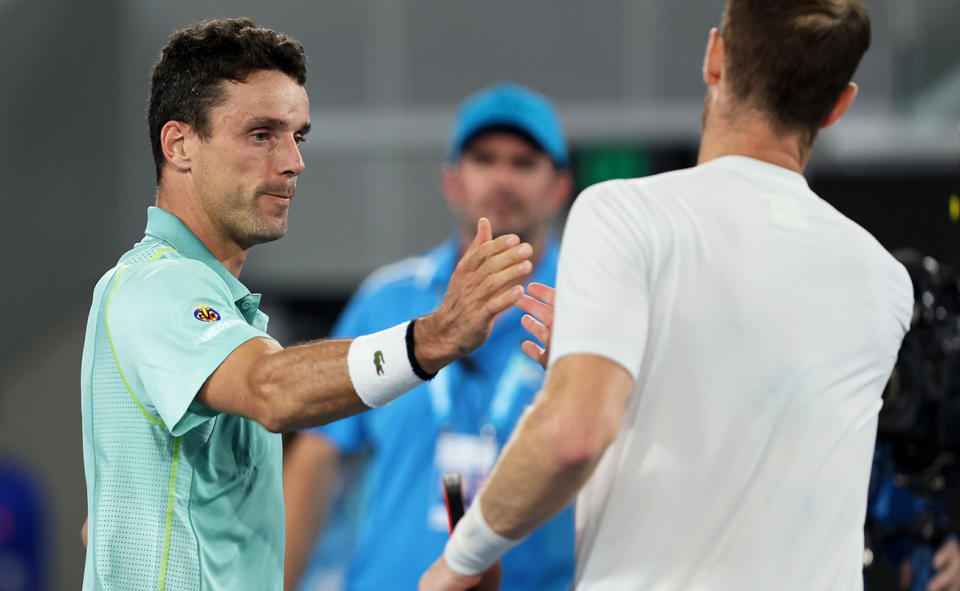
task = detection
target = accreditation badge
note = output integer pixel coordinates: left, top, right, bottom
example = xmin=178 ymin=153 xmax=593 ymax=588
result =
xmin=426 ymin=431 xmax=498 ymax=531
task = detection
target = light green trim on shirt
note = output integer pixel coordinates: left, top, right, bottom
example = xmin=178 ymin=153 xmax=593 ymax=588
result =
xmin=158 ymin=436 xmax=182 ymax=591
xmin=104 ymin=248 xmax=177 ymax=427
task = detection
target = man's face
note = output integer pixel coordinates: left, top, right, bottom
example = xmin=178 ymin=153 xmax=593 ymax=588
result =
xmin=444 ymin=131 xmax=566 ymax=242
xmin=190 ymin=69 xmax=310 ymax=249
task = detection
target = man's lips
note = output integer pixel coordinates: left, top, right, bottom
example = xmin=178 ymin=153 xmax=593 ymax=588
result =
xmin=262 ymin=192 xmax=294 ymax=201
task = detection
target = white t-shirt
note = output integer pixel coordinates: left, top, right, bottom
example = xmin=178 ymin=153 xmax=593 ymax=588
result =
xmin=549 ymin=156 xmax=913 ymax=591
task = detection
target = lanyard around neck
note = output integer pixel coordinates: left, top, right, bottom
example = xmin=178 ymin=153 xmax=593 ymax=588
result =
xmin=427 ymin=350 xmax=540 ymax=435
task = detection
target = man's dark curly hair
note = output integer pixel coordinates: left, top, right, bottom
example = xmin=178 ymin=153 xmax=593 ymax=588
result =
xmin=148 ymin=18 xmax=307 ymax=184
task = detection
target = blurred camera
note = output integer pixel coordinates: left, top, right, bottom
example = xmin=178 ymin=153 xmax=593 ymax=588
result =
xmin=879 ymin=250 xmax=960 ymax=479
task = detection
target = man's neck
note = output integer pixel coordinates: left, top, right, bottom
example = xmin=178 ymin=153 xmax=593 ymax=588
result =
xmin=698 ymin=109 xmax=807 ymax=174
xmin=155 ymin=190 xmax=249 ymax=278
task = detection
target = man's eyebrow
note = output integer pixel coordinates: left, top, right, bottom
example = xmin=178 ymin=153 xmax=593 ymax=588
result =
xmin=247 ymin=116 xmax=287 ymax=130
xmin=246 ymin=117 xmax=310 ymax=136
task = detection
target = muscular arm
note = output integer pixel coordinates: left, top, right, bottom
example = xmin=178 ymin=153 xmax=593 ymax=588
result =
xmin=283 ymin=433 xmax=340 ymax=591
xmin=197 ymin=219 xmax=533 ymax=432
xmin=196 ymin=337 xmax=360 ymax=432
xmin=478 ymin=354 xmax=633 ymax=538
xmin=420 ymin=353 xmax=633 ymax=590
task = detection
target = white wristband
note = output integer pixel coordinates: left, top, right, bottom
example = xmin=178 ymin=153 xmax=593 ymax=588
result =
xmin=347 ymin=321 xmax=425 ymax=407
xmin=443 ymin=502 xmax=521 ymax=576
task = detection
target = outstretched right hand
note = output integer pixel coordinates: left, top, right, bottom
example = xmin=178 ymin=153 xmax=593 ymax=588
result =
xmin=415 ymin=218 xmax=533 ymax=374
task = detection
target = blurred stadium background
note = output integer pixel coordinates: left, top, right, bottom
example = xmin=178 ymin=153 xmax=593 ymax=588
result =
xmin=0 ymin=0 xmax=957 ymax=588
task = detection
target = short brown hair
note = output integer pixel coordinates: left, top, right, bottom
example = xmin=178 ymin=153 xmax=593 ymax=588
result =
xmin=721 ymin=0 xmax=870 ymax=148
xmin=148 ymin=18 xmax=308 ymax=184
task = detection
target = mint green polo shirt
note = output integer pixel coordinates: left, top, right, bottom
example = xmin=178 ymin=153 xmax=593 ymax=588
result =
xmin=81 ymin=207 xmax=284 ymax=590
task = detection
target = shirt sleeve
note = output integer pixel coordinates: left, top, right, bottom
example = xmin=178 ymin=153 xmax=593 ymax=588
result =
xmin=108 ymin=258 xmax=273 ymax=436
xmin=548 ymin=183 xmax=654 ymax=380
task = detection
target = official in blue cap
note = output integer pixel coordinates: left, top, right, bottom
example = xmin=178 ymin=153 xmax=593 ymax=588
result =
xmin=447 ymin=82 xmax=570 ymax=169
xmin=283 ymin=82 xmax=575 ymax=591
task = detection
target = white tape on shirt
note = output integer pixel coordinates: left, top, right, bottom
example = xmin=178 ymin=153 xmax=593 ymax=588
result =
xmin=347 ymin=321 xmax=425 ymax=407
xmin=443 ymin=502 xmax=521 ymax=576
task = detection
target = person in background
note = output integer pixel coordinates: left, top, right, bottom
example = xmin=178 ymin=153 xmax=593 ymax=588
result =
xmin=283 ymin=82 xmax=575 ymax=591
xmin=0 ymin=456 xmax=45 ymax=591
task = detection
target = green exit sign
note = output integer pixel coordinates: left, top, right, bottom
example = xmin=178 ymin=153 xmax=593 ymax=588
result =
xmin=574 ymin=144 xmax=652 ymax=192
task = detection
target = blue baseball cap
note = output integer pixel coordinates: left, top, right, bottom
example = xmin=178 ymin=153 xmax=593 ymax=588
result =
xmin=446 ymin=82 xmax=569 ymax=168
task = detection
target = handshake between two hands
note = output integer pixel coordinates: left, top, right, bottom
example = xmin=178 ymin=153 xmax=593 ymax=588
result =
xmin=421 ymin=217 xmax=556 ymax=375
xmin=417 ymin=219 xmax=557 ymax=591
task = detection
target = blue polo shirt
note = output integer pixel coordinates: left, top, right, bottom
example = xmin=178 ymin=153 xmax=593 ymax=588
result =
xmin=80 ymin=207 xmax=284 ymax=590
xmin=308 ymin=235 xmax=574 ymax=591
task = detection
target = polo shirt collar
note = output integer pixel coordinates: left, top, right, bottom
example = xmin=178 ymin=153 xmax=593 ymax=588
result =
xmin=143 ymin=206 xmax=255 ymax=304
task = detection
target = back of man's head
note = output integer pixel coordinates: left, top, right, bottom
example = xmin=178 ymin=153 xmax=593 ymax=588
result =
xmin=721 ymin=0 xmax=870 ymax=148
xmin=148 ymin=18 xmax=308 ymax=184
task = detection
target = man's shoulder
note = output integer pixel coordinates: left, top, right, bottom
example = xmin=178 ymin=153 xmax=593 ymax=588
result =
xmin=576 ymin=167 xmax=700 ymax=212
xmin=123 ymin=251 xmax=220 ymax=290
xmin=105 ymin=249 xmax=231 ymax=318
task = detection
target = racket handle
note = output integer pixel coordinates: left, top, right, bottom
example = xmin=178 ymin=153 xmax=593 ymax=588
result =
xmin=443 ymin=472 xmax=466 ymax=534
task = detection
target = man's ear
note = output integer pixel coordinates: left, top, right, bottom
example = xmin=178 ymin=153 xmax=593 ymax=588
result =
xmin=548 ymin=169 xmax=574 ymax=215
xmin=702 ymin=27 xmax=724 ymax=87
xmin=441 ymin=162 xmax=465 ymax=214
xmin=820 ymin=82 xmax=858 ymax=129
xmin=160 ymin=120 xmax=195 ymax=173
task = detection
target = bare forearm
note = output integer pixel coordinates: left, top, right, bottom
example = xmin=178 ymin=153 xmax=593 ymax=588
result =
xmin=478 ymin=402 xmax=603 ymax=539
xmin=475 ymin=355 xmax=634 ymax=540
xmin=252 ymin=339 xmax=366 ymax=431
xmin=200 ymin=222 xmax=534 ymax=431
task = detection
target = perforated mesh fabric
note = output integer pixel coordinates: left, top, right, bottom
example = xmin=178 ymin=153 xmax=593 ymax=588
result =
xmin=89 ymin=242 xmax=202 ymax=590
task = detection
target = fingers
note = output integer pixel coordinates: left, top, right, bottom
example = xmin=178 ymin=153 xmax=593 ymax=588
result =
xmin=459 ymin=234 xmax=523 ymax=272
xmin=467 ymin=217 xmax=493 ymax=253
xmin=521 ymin=314 xmax=549 ymax=345
xmin=526 ymin=282 xmax=555 ymax=306
xmin=934 ymin=547 xmax=948 ymax=570
xmin=927 ymin=540 xmax=960 ymax=591
xmin=476 ymin=217 xmax=492 ymax=244
xmin=484 ymin=285 xmax=525 ymax=318
xmin=926 ymin=569 xmax=950 ymax=591
xmin=474 ymin=259 xmax=533 ymax=305
xmin=516 ymin=294 xmax=554 ymax=327
xmin=476 ymin=242 xmax=533 ymax=279
xmin=933 ymin=539 xmax=959 ymax=569
xmin=521 ymin=340 xmax=546 ymax=367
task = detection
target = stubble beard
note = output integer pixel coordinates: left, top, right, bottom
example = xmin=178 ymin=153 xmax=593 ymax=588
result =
xmin=218 ymin=185 xmax=291 ymax=250
xmin=482 ymin=190 xmax=538 ymax=242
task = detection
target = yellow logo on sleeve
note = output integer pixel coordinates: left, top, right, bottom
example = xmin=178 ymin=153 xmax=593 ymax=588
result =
xmin=193 ymin=305 xmax=221 ymax=323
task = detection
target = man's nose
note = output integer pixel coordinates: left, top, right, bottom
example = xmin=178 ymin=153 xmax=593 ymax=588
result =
xmin=280 ymin=135 xmax=305 ymax=176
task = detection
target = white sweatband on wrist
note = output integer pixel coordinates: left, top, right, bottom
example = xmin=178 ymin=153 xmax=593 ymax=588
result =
xmin=347 ymin=321 xmax=426 ymax=407
xmin=443 ymin=502 xmax=522 ymax=576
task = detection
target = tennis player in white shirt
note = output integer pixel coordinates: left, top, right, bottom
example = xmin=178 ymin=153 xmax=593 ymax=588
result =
xmin=420 ymin=1 xmax=914 ymax=590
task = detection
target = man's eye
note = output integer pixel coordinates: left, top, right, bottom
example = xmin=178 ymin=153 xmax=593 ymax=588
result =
xmin=253 ymin=133 xmax=270 ymax=142
xmin=294 ymin=135 xmax=307 ymax=145
xmin=469 ymin=153 xmax=494 ymax=166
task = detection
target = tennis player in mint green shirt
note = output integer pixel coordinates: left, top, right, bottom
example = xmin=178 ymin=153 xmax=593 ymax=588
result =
xmin=80 ymin=18 xmax=531 ymax=590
